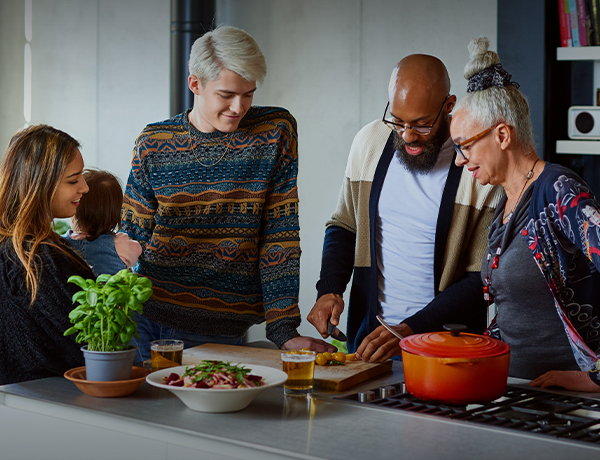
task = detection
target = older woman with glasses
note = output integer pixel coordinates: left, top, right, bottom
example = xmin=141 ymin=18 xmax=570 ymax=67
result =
xmin=451 ymin=37 xmax=600 ymax=392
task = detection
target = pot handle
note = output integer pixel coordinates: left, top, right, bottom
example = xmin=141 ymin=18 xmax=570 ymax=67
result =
xmin=443 ymin=324 xmax=468 ymax=337
xmin=437 ymin=357 xmax=481 ymax=365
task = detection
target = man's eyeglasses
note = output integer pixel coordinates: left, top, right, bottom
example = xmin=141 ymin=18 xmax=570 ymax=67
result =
xmin=382 ymin=96 xmax=449 ymax=136
xmin=453 ymin=125 xmax=497 ymax=160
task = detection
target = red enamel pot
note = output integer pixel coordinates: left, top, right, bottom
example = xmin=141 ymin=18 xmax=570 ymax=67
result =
xmin=399 ymin=324 xmax=510 ymax=405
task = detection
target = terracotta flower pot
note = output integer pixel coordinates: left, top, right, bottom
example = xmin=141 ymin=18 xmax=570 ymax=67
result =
xmin=399 ymin=324 xmax=510 ymax=405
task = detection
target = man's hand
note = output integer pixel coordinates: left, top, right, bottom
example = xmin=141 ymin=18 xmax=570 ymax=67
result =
xmin=529 ymin=370 xmax=600 ymax=392
xmin=355 ymin=323 xmax=414 ymax=363
xmin=307 ymin=293 xmax=344 ymax=339
xmin=280 ymin=336 xmax=337 ymax=353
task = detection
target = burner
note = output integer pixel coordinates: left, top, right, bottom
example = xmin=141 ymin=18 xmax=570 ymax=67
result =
xmin=335 ymin=384 xmax=600 ymax=447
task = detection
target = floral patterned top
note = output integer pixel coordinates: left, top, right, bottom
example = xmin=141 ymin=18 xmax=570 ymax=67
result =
xmin=487 ymin=163 xmax=600 ymax=372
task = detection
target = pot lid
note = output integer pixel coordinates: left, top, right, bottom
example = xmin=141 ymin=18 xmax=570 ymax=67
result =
xmin=399 ymin=324 xmax=510 ymax=358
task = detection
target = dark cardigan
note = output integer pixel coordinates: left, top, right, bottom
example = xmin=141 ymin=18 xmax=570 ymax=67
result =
xmin=0 ymin=239 xmax=95 ymax=384
xmin=317 ymin=133 xmax=490 ymax=352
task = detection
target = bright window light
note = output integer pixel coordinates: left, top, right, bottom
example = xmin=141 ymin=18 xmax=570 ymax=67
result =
xmin=25 ymin=0 xmax=32 ymax=42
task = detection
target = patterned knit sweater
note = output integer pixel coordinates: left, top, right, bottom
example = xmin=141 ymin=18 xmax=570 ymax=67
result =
xmin=121 ymin=106 xmax=301 ymax=348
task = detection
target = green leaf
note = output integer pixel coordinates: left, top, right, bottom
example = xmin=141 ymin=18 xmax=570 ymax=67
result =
xmin=86 ymin=290 xmax=98 ymax=307
xmin=96 ymin=273 xmax=111 ymax=284
xmin=126 ymin=295 xmax=138 ymax=311
xmin=125 ymin=271 xmax=137 ymax=285
xmin=114 ymin=308 xmax=126 ymax=326
xmin=106 ymin=289 xmax=125 ymax=305
xmin=71 ymin=291 xmax=87 ymax=305
xmin=82 ymin=313 xmax=95 ymax=324
xmin=64 ymin=326 xmax=78 ymax=336
xmin=95 ymin=303 xmax=107 ymax=316
xmin=67 ymin=276 xmax=88 ymax=290
xmin=134 ymin=288 xmax=153 ymax=303
xmin=330 ymin=339 xmax=348 ymax=354
xmin=108 ymin=271 xmax=125 ymax=284
xmin=119 ymin=331 xmax=131 ymax=344
xmin=68 ymin=310 xmax=85 ymax=321
xmin=135 ymin=277 xmax=152 ymax=289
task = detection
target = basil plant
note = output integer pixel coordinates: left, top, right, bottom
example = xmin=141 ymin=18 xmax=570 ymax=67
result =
xmin=64 ymin=269 xmax=153 ymax=352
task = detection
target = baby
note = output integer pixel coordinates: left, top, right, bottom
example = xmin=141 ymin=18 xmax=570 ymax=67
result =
xmin=63 ymin=169 xmax=141 ymax=276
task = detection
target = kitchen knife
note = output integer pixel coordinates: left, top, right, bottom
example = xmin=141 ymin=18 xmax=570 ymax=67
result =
xmin=327 ymin=319 xmax=347 ymax=342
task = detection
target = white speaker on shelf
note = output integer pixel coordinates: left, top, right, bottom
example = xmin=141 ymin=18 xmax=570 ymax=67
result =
xmin=569 ymin=106 xmax=600 ymax=140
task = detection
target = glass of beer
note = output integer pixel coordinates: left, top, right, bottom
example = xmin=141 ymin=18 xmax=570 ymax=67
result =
xmin=281 ymin=350 xmax=316 ymax=396
xmin=150 ymin=339 xmax=184 ymax=371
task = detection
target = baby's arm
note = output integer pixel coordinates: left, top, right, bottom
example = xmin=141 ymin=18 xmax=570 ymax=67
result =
xmin=114 ymin=232 xmax=142 ymax=268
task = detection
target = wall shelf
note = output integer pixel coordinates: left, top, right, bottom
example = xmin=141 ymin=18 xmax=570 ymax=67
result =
xmin=557 ymin=46 xmax=600 ymax=103
xmin=556 ymin=47 xmax=600 ymax=155
xmin=556 ymin=46 xmax=600 ymax=61
xmin=556 ymin=140 xmax=600 ymax=155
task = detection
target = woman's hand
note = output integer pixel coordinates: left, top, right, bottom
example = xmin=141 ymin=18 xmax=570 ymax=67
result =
xmin=529 ymin=370 xmax=600 ymax=392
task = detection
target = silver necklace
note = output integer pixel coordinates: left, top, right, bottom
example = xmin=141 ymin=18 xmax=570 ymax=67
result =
xmin=502 ymin=158 xmax=540 ymax=222
xmin=188 ymin=130 xmax=235 ymax=168
xmin=485 ymin=157 xmax=540 ymax=302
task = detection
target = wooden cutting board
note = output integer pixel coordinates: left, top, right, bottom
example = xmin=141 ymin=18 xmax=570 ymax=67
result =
xmin=182 ymin=343 xmax=393 ymax=391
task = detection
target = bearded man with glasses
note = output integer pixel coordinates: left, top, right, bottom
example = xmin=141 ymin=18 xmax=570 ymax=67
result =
xmin=308 ymin=54 xmax=504 ymax=362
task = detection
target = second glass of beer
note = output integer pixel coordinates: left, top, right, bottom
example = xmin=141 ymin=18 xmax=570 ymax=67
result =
xmin=281 ymin=350 xmax=316 ymax=396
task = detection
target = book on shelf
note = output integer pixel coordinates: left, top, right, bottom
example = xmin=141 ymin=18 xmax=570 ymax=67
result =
xmin=560 ymin=0 xmax=572 ymax=46
xmin=592 ymin=0 xmax=600 ymax=45
xmin=578 ymin=0 xmax=588 ymax=45
xmin=584 ymin=0 xmax=594 ymax=45
xmin=560 ymin=0 xmax=600 ymax=46
xmin=569 ymin=0 xmax=581 ymax=46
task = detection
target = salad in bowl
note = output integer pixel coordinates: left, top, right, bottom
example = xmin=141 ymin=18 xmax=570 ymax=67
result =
xmin=146 ymin=360 xmax=287 ymax=412
xmin=163 ymin=360 xmax=265 ymax=389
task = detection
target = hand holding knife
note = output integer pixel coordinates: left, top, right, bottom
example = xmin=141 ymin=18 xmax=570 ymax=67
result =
xmin=327 ymin=319 xmax=347 ymax=342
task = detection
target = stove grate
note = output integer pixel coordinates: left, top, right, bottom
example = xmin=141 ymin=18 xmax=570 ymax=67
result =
xmin=337 ymin=384 xmax=600 ymax=447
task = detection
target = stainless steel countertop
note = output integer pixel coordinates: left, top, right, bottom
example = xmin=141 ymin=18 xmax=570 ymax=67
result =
xmin=2 ymin=361 xmax=600 ymax=459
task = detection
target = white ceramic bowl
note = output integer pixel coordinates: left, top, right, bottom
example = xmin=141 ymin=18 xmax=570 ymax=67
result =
xmin=146 ymin=363 xmax=288 ymax=412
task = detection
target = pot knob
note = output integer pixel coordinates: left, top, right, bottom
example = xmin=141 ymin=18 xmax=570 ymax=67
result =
xmin=358 ymin=390 xmax=375 ymax=402
xmin=443 ymin=324 xmax=468 ymax=337
xmin=380 ymin=386 xmax=396 ymax=398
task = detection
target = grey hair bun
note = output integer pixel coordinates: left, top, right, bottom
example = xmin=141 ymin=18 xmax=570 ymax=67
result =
xmin=463 ymin=37 xmax=500 ymax=80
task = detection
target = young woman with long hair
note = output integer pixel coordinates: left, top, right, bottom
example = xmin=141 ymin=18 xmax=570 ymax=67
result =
xmin=0 ymin=124 xmax=95 ymax=385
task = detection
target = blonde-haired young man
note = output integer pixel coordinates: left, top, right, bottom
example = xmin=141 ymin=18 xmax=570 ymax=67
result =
xmin=122 ymin=26 xmax=335 ymax=361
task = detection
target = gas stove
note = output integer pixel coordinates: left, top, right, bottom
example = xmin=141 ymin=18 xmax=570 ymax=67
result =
xmin=336 ymin=383 xmax=600 ymax=447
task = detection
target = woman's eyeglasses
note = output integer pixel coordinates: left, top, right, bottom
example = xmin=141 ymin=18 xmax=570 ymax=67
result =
xmin=453 ymin=125 xmax=497 ymax=160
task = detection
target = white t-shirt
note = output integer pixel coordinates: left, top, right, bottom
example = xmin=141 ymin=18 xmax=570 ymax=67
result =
xmin=376 ymin=139 xmax=454 ymax=324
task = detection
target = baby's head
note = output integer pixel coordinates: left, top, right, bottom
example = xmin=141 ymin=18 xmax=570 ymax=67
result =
xmin=72 ymin=169 xmax=123 ymax=240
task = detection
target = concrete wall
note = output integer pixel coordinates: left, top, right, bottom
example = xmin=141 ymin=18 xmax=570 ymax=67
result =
xmin=0 ymin=0 xmax=170 ymax=183
xmin=0 ymin=0 xmax=498 ymax=343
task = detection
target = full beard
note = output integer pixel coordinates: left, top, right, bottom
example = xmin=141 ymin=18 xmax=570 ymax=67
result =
xmin=393 ymin=114 xmax=450 ymax=175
